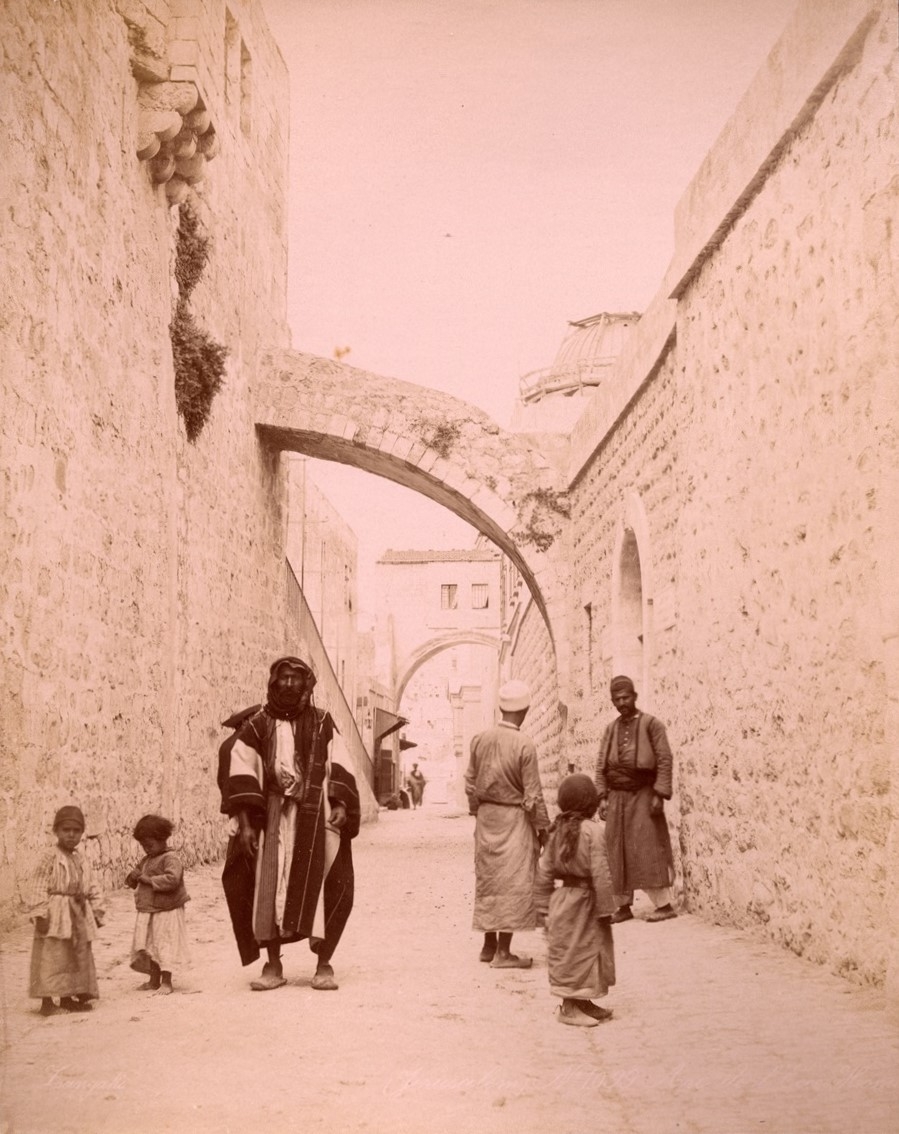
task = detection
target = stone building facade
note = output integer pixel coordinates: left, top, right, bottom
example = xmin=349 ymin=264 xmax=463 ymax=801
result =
xmin=556 ymin=0 xmax=898 ymax=997
xmin=1 ymin=0 xmax=297 ymax=903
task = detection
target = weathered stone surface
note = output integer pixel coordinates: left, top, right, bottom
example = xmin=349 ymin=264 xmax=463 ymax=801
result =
xmin=557 ymin=0 xmax=898 ymax=999
xmin=137 ymin=80 xmax=199 ymax=115
xmin=1 ymin=0 xmax=290 ymax=909
xmin=164 ymin=176 xmax=189 ymax=202
xmin=135 ymin=131 xmax=160 ymax=160
xmin=184 ymin=107 xmax=211 ymax=134
xmin=149 ymin=151 xmax=176 ymax=183
xmin=138 ymin=107 xmax=183 ymax=142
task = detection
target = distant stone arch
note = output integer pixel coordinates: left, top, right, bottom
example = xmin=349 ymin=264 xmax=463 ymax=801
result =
xmin=394 ymin=630 xmax=502 ymax=707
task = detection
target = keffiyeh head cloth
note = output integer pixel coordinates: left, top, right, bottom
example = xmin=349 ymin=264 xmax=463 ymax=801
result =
xmin=266 ymin=655 xmax=317 ymax=720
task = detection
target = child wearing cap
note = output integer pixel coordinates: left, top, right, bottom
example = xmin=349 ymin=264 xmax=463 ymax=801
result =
xmin=534 ymin=774 xmax=616 ymax=1026
xmin=24 ymin=805 xmax=105 ymax=1015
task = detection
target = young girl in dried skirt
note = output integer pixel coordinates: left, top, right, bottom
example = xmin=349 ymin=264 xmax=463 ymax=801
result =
xmin=125 ymin=814 xmax=190 ymax=994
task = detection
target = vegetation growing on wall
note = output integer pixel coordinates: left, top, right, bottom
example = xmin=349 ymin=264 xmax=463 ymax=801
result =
xmin=515 ymin=487 xmax=571 ymax=552
xmin=170 ymin=200 xmax=228 ymax=442
xmin=413 ymin=416 xmax=462 ymax=458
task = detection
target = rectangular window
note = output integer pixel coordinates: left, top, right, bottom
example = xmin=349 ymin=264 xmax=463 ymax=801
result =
xmin=471 ymin=583 xmax=489 ymax=609
xmin=440 ymin=584 xmax=458 ymax=610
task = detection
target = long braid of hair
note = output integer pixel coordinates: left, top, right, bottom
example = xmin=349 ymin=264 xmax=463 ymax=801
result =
xmin=549 ymin=812 xmax=584 ymax=871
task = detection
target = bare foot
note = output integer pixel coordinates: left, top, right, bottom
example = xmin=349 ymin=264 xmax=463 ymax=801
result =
xmin=137 ymin=981 xmax=161 ymax=991
xmin=159 ymin=980 xmax=174 ymax=995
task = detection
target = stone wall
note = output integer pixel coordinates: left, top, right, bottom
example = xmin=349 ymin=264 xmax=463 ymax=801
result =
xmin=670 ymin=1 xmax=897 ymax=985
xmin=0 ymin=0 xmax=291 ymax=903
xmin=561 ymin=0 xmax=898 ymax=991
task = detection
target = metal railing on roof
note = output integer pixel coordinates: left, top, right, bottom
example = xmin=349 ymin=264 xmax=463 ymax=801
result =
xmin=518 ymin=355 xmax=620 ymax=404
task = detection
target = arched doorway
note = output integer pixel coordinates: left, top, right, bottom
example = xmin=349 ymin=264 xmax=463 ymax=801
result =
xmin=611 ymin=491 xmax=653 ymax=700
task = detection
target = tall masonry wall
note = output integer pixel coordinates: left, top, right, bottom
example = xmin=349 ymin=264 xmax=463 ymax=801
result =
xmin=0 ymin=0 xmax=292 ymax=906
xmin=564 ymin=0 xmax=898 ymax=994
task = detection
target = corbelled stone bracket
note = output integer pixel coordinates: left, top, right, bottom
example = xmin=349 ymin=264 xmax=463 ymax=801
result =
xmin=136 ymin=81 xmax=219 ymax=204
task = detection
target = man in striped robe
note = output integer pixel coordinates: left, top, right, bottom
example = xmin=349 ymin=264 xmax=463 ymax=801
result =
xmin=220 ymin=656 xmax=360 ymax=991
xmin=594 ymin=675 xmax=677 ymax=923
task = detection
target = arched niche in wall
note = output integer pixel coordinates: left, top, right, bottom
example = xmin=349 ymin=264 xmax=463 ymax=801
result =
xmin=611 ymin=491 xmax=654 ymax=704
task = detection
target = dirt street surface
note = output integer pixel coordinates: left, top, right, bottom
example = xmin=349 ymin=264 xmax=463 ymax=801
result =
xmin=2 ymin=807 xmax=898 ymax=1134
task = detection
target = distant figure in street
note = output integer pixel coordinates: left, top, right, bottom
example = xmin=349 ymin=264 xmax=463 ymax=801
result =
xmin=594 ymin=676 xmax=677 ymax=923
xmin=406 ymin=763 xmax=427 ymax=809
xmin=220 ymin=656 xmax=360 ymax=991
xmin=24 ymin=805 xmax=105 ymax=1016
xmin=465 ymin=679 xmax=550 ymax=968
xmin=125 ymin=814 xmax=190 ymax=995
xmin=535 ymin=774 xmax=616 ymax=1027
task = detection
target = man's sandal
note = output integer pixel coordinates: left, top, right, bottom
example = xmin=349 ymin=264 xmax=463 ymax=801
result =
xmin=490 ymin=953 xmax=533 ymax=969
xmin=250 ymin=962 xmax=287 ymax=991
xmin=311 ymin=964 xmax=338 ymax=991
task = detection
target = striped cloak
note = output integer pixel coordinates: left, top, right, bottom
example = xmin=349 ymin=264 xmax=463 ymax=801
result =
xmin=220 ymin=706 xmax=359 ymax=966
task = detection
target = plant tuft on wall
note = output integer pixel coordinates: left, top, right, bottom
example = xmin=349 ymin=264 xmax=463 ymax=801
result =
xmin=414 ymin=416 xmax=463 ymax=459
xmin=170 ymin=199 xmax=227 ymax=442
xmin=170 ymin=299 xmax=228 ymax=442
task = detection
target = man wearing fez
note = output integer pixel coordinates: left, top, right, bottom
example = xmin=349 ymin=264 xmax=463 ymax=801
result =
xmin=594 ymin=675 xmax=677 ymax=922
xmin=466 ymin=679 xmax=550 ymax=968
xmin=220 ymin=656 xmax=361 ymax=990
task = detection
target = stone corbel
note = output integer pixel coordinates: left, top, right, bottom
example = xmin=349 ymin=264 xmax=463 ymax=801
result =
xmin=136 ymin=82 xmax=219 ymax=203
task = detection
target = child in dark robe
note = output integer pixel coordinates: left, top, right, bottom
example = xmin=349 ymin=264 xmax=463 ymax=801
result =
xmin=534 ymin=773 xmax=616 ymax=1027
xmin=126 ymin=814 xmax=190 ymax=994
xmin=25 ymin=805 xmax=105 ymax=1015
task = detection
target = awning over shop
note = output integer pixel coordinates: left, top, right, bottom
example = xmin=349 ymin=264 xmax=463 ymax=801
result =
xmin=373 ymin=708 xmax=408 ymax=745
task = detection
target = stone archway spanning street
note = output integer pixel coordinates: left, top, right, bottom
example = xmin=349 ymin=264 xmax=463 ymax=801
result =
xmin=394 ymin=629 xmax=501 ymax=707
xmin=253 ymin=349 xmax=573 ymax=703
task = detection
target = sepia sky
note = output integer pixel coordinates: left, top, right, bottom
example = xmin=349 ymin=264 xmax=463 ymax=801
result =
xmin=260 ymin=0 xmax=798 ymax=594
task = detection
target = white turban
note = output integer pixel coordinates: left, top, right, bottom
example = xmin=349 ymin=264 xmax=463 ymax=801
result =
xmin=498 ymin=679 xmax=531 ymax=712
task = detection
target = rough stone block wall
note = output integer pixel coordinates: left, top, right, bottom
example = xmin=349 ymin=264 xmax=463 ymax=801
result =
xmin=564 ymin=3 xmax=897 ymax=988
xmin=567 ymin=352 xmax=683 ymax=865
xmin=672 ymin=9 xmax=896 ymax=985
xmin=0 ymin=0 xmax=290 ymax=905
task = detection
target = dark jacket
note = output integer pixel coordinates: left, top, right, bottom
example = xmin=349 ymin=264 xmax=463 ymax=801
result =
xmin=594 ymin=712 xmax=673 ymax=799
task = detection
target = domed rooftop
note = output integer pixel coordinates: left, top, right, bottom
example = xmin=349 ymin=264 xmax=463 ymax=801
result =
xmin=519 ymin=312 xmax=640 ymax=404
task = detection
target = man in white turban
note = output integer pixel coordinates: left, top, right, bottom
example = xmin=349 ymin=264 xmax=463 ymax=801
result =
xmin=465 ymin=679 xmax=550 ymax=968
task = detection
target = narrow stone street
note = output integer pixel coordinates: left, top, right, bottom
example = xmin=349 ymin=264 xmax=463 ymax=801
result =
xmin=2 ymin=806 xmax=898 ymax=1134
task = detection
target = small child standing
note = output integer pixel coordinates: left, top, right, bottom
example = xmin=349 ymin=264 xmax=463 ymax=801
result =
xmin=25 ymin=805 xmax=105 ymax=1016
xmin=534 ymin=773 xmax=617 ymax=1027
xmin=125 ymin=814 xmax=190 ymax=994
